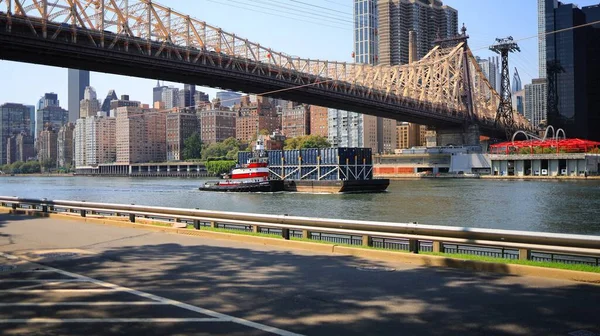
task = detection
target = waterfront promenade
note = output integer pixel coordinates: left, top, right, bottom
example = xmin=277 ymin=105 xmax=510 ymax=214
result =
xmin=1 ymin=213 xmax=599 ymax=335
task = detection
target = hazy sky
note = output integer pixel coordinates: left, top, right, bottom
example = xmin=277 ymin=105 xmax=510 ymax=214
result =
xmin=0 ymin=0 xmax=598 ymax=108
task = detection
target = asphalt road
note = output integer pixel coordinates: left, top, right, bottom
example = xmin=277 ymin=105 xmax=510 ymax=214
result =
xmin=1 ymin=213 xmax=599 ymax=336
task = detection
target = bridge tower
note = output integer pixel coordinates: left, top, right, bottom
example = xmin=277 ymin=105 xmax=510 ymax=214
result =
xmin=490 ymin=37 xmax=520 ymax=137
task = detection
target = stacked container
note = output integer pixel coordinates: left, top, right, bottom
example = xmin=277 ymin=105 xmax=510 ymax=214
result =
xmin=236 ymin=147 xmax=374 ymax=181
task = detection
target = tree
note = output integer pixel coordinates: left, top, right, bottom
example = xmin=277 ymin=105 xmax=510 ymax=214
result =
xmin=205 ymin=160 xmax=237 ymax=175
xmin=182 ymin=133 xmax=203 ymax=160
xmin=202 ymin=137 xmax=246 ymax=160
xmin=40 ymin=159 xmax=55 ymax=172
xmin=284 ymin=135 xmax=330 ymax=150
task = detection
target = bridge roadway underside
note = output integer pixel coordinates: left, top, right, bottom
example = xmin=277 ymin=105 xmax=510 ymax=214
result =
xmin=1 ymin=213 xmax=599 ymax=336
xmin=0 ymin=18 xmax=504 ymax=138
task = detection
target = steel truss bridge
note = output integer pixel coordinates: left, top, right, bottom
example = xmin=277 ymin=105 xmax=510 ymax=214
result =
xmin=0 ymin=0 xmax=531 ymax=138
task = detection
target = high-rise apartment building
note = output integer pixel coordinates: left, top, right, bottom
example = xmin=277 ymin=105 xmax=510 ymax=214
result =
xmin=0 ymin=103 xmax=32 ymax=165
xmin=354 ymin=0 xmax=379 ymax=65
xmin=309 ymin=106 xmax=329 ymax=137
xmin=79 ymin=86 xmax=101 ymax=118
xmin=352 ymin=0 xmax=400 ymax=153
xmin=525 ymin=79 xmax=548 ymax=127
xmin=162 ymin=87 xmax=180 ymax=109
xmin=216 ymin=91 xmax=242 ymax=108
xmin=68 ymin=69 xmax=90 ymax=122
xmin=166 ymin=112 xmax=200 ymax=161
xmin=476 ymin=56 xmax=501 ymax=93
xmin=545 ymin=0 xmax=600 ymax=140
xmin=35 ymin=106 xmax=68 ymax=139
xmin=35 ymin=93 xmax=62 ymax=138
xmin=109 ymin=95 xmax=141 ymax=117
xmin=281 ymin=104 xmax=310 ymax=138
xmin=397 ymin=122 xmax=421 ymax=149
xmin=85 ymin=113 xmax=116 ymax=165
xmin=116 ymin=107 xmax=167 ymax=163
xmin=328 ymin=109 xmax=378 ymax=151
xmin=74 ymin=119 xmax=87 ymax=167
xmin=200 ymin=101 xmax=237 ymax=145
xmin=6 ymin=132 xmax=34 ymax=164
xmin=378 ymin=0 xmax=458 ymax=66
xmin=235 ymin=96 xmax=280 ymax=143
xmin=57 ymin=122 xmax=75 ymax=168
xmin=36 ymin=126 xmax=58 ymax=165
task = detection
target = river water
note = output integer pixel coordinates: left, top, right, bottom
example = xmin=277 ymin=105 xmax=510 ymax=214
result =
xmin=1 ymin=176 xmax=600 ymax=235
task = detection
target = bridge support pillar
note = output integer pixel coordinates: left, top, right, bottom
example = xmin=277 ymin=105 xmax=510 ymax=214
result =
xmin=435 ymin=124 xmax=481 ymax=147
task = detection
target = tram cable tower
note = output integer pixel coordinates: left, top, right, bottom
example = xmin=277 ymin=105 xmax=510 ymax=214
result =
xmin=490 ymin=36 xmax=520 ymax=137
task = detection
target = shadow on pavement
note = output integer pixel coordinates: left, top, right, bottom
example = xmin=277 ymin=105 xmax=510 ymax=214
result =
xmin=41 ymin=240 xmax=600 ymax=336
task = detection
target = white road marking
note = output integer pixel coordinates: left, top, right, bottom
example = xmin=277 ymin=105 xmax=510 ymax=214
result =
xmin=0 ymin=279 xmax=89 ymax=283
xmin=0 ymin=301 xmax=169 ymax=307
xmin=0 ymin=289 xmax=120 ymax=294
xmin=48 ymin=266 xmax=305 ymax=336
xmin=0 ymin=252 xmax=18 ymax=260
xmin=0 ymin=318 xmax=224 ymax=323
xmin=0 ymin=252 xmax=305 ymax=336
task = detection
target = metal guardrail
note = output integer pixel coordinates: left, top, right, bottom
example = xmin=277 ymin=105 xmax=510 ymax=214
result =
xmin=1 ymin=196 xmax=600 ymax=267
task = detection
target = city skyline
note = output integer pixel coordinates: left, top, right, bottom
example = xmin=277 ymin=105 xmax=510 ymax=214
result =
xmin=3 ymin=0 xmax=597 ymax=110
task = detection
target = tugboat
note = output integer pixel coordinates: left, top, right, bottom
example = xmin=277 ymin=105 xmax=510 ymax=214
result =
xmin=199 ymin=139 xmax=284 ymax=192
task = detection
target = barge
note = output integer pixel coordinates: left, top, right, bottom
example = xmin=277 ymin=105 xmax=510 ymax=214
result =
xmin=238 ymin=147 xmax=389 ymax=193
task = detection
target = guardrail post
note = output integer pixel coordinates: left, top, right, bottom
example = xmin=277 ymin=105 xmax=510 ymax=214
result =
xmin=282 ymin=228 xmax=290 ymax=240
xmin=129 ymin=213 xmax=136 ymax=223
xmin=41 ymin=198 xmax=48 ymax=213
xmin=193 ymin=220 xmax=200 ymax=230
xmin=362 ymin=235 xmax=372 ymax=247
xmin=432 ymin=241 xmax=442 ymax=253
xmin=409 ymin=239 xmax=420 ymax=254
xmin=302 ymin=230 xmax=310 ymax=239
xmin=518 ymin=248 xmax=530 ymax=260
xmin=80 ymin=209 xmax=86 ymax=217
xmin=11 ymin=203 xmax=17 ymax=210
xmin=252 ymin=225 xmax=259 ymax=233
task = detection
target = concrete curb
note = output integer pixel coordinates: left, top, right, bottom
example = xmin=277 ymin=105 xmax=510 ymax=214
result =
xmin=2 ymin=209 xmax=600 ymax=284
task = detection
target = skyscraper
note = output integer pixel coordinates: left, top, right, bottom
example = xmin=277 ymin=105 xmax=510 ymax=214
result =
xmin=476 ymin=56 xmax=501 ymax=93
xmin=161 ymin=87 xmax=180 ymax=109
xmin=354 ymin=0 xmax=378 ymax=65
xmin=38 ymin=93 xmax=59 ymax=110
xmin=57 ymin=123 xmax=75 ymax=168
xmin=525 ymin=79 xmax=548 ymax=127
xmin=216 ymin=91 xmax=242 ymax=108
xmin=512 ymin=68 xmax=523 ymax=93
xmin=0 ymin=103 xmax=32 ymax=165
xmin=35 ymin=106 xmax=68 ymax=138
xmin=539 ymin=0 xmax=559 ymax=78
xmin=153 ymin=81 xmax=169 ymax=105
xmin=178 ymin=84 xmax=197 ymax=109
xmin=378 ymin=0 xmax=458 ymax=66
xmin=68 ymin=69 xmax=90 ymax=122
xmin=100 ymin=90 xmax=118 ymax=113
xmin=79 ymin=86 xmax=101 ymax=119
xmin=351 ymin=0 xmax=401 ymax=153
xmin=545 ymin=0 xmax=600 ymax=140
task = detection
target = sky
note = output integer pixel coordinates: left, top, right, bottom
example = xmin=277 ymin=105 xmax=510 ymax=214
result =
xmin=0 ymin=0 xmax=599 ymax=108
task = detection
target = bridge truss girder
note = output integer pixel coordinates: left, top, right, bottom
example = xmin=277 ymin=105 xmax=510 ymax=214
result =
xmin=0 ymin=0 xmax=532 ymax=135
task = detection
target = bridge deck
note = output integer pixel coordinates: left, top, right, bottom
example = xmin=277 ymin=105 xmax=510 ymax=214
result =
xmin=0 ymin=214 xmax=599 ymax=336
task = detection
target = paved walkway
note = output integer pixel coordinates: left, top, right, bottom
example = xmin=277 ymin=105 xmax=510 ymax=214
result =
xmin=1 ymin=213 xmax=599 ymax=336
